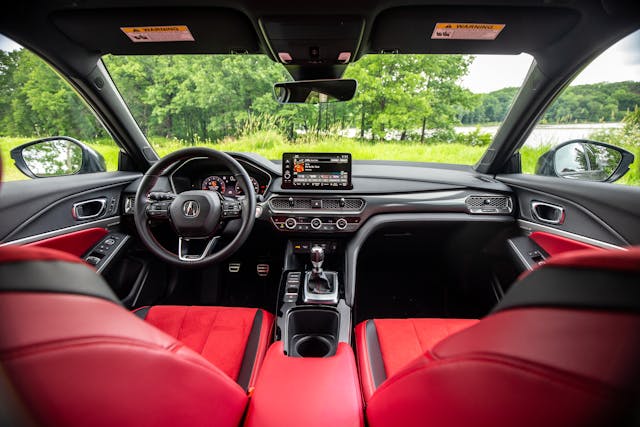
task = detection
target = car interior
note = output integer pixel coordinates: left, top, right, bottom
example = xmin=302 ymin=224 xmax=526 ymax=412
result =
xmin=0 ymin=0 xmax=639 ymax=426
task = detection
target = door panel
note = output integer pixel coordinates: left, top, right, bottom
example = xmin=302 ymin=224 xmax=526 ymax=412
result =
xmin=499 ymin=174 xmax=639 ymax=251
xmin=0 ymin=172 xmax=140 ymax=249
xmin=0 ymin=172 xmax=139 ymax=242
xmin=24 ymin=227 xmax=109 ymax=257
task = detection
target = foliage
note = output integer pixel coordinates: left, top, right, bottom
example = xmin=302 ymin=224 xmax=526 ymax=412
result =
xmin=461 ymin=82 xmax=640 ymax=124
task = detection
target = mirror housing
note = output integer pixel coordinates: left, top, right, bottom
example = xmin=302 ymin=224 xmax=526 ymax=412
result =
xmin=535 ymin=139 xmax=634 ymax=183
xmin=10 ymin=136 xmax=107 ymax=179
xmin=273 ymin=79 xmax=357 ymax=104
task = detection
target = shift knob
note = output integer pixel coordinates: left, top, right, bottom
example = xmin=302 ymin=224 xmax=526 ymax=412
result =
xmin=311 ymin=245 xmax=324 ymax=273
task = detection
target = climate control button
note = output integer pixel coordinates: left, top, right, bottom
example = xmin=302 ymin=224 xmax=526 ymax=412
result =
xmin=285 ymin=217 xmax=297 ymax=230
xmin=310 ymin=218 xmax=322 ymax=230
xmin=335 ymin=218 xmax=348 ymax=230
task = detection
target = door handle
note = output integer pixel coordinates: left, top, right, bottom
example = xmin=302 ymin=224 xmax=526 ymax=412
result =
xmin=531 ymin=201 xmax=565 ymax=225
xmin=72 ymin=198 xmax=107 ymax=220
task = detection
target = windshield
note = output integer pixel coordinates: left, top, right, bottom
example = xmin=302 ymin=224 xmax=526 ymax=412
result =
xmin=103 ymin=53 xmax=534 ymax=164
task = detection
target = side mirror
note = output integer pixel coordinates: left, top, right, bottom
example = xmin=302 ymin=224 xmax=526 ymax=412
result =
xmin=535 ymin=139 xmax=634 ymax=183
xmin=273 ymin=79 xmax=357 ymax=104
xmin=10 ymin=136 xmax=106 ymax=179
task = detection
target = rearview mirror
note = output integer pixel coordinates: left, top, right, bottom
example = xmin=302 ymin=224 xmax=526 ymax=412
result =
xmin=535 ymin=139 xmax=634 ymax=183
xmin=10 ymin=136 xmax=107 ymax=179
xmin=273 ymin=79 xmax=357 ymax=104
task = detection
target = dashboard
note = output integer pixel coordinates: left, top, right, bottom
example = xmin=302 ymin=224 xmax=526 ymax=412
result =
xmin=170 ymin=157 xmax=271 ymax=197
xmin=158 ymin=152 xmax=515 ymax=236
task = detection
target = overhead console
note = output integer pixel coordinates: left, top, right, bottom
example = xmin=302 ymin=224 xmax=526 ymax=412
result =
xmin=259 ymin=15 xmax=365 ymax=80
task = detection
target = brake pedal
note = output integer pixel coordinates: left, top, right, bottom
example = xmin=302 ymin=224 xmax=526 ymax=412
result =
xmin=228 ymin=263 xmax=241 ymax=273
xmin=256 ymin=264 xmax=270 ymax=277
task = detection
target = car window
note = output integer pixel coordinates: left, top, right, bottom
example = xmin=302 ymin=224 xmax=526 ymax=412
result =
xmin=103 ymin=53 xmax=533 ymax=165
xmin=519 ymin=30 xmax=640 ymax=186
xmin=0 ymin=35 xmax=119 ymax=181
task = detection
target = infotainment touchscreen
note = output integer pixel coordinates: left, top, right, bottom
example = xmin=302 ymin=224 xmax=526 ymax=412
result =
xmin=282 ymin=153 xmax=352 ymax=190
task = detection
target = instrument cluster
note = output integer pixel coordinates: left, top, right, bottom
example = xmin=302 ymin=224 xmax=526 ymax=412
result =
xmin=200 ymin=175 xmax=264 ymax=197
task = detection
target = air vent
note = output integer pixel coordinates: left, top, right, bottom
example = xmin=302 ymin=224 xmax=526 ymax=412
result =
xmin=269 ymin=197 xmax=365 ymax=211
xmin=466 ymin=195 xmax=512 ymax=214
xmin=123 ymin=195 xmax=135 ymax=214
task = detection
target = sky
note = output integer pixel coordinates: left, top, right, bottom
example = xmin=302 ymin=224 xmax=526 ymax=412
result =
xmin=1 ymin=29 xmax=639 ymax=93
xmin=460 ymin=29 xmax=640 ymax=93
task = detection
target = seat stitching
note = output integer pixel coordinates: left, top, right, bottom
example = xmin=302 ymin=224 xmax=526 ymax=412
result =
xmin=198 ymin=307 xmax=221 ymax=355
xmin=176 ymin=307 xmax=189 ymax=342
xmin=410 ymin=319 xmax=426 ymax=354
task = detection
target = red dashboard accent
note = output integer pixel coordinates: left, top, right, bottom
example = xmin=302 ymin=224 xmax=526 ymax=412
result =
xmin=529 ymin=231 xmax=602 ymax=256
xmin=244 ymin=342 xmax=364 ymax=427
xmin=24 ymin=227 xmax=108 ymax=257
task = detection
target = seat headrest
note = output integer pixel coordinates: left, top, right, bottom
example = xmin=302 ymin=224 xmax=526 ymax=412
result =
xmin=493 ymin=247 xmax=640 ymax=314
xmin=0 ymin=245 xmax=120 ymax=305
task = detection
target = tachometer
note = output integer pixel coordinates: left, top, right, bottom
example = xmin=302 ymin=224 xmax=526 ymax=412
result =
xmin=202 ymin=176 xmax=226 ymax=193
xmin=235 ymin=177 xmax=260 ymax=195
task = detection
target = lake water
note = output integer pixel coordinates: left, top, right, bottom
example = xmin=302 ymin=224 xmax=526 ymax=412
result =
xmin=455 ymin=123 xmax=624 ymax=148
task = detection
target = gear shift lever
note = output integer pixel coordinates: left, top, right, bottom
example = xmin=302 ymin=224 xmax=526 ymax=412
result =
xmin=311 ymin=245 xmax=324 ymax=274
xmin=308 ymin=245 xmax=331 ymax=294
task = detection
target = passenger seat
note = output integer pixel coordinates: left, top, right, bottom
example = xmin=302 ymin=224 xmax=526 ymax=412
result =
xmin=355 ymin=247 xmax=640 ymax=427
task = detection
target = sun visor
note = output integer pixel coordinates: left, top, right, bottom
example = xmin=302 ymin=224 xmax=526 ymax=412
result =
xmin=369 ymin=6 xmax=580 ymax=55
xmin=51 ymin=8 xmax=260 ymax=55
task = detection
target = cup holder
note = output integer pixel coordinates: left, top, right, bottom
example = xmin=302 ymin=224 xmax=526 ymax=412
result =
xmin=294 ymin=335 xmax=333 ymax=358
xmin=286 ymin=308 xmax=339 ymax=358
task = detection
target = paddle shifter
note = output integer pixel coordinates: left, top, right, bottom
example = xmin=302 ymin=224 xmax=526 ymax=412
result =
xmin=304 ymin=245 xmax=339 ymax=304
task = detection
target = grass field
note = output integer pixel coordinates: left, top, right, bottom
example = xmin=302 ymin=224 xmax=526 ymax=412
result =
xmin=1 ymin=132 xmax=638 ymax=186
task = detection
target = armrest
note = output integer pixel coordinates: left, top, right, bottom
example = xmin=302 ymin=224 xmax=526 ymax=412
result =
xmin=244 ymin=342 xmax=364 ymax=427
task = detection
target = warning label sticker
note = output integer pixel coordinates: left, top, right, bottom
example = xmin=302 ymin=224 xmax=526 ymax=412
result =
xmin=120 ymin=25 xmax=195 ymax=43
xmin=431 ymin=23 xmax=505 ymax=40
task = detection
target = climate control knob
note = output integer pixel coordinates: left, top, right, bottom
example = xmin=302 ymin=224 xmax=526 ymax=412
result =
xmin=285 ymin=217 xmax=297 ymax=230
xmin=310 ymin=218 xmax=322 ymax=230
xmin=336 ymin=218 xmax=348 ymax=230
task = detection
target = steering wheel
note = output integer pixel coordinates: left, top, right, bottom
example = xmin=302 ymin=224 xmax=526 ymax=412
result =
xmin=134 ymin=147 xmax=256 ymax=267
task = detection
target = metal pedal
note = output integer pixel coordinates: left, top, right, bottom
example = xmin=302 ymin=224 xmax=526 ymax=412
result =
xmin=256 ymin=264 xmax=270 ymax=277
xmin=228 ymin=263 xmax=241 ymax=273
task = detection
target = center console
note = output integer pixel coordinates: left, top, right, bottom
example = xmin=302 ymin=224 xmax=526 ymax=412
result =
xmin=243 ymin=153 xmax=363 ymax=426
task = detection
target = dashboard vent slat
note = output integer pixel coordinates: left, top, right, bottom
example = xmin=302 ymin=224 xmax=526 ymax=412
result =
xmin=466 ymin=195 xmax=512 ymax=214
xmin=269 ymin=197 xmax=365 ymax=212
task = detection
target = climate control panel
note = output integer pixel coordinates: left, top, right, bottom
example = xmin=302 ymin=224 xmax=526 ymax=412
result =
xmin=271 ymin=216 xmax=361 ymax=233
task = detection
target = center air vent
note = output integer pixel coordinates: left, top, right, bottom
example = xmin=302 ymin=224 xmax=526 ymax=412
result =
xmin=269 ymin=197 xmax=365 ymax=212
xmin=466 ymin=195 xmax=513 ymax=214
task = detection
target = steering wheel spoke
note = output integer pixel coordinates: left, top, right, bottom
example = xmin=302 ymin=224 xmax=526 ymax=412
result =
xmin=178 ymin=236 xmax=221 ymax=262
xmin=145 ymin=191 xmax=176 ymax=219
xmin=220 ymin=196 xmax=243 ymax=220
xmin=134 ymin=147 xmax=256 ymax=267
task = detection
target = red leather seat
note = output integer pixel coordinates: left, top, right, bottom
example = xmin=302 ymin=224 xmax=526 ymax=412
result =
xmin=0 ymin=245 xmax=273 ymax=427
xmin=356 ymin=247 xmax=640 ymax=427
xmin=134 ymin=305 xmax=273 ymax=387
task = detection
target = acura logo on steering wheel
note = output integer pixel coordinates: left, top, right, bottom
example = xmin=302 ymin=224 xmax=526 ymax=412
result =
xmin=182 ymin=200 xmax=200 ymax=218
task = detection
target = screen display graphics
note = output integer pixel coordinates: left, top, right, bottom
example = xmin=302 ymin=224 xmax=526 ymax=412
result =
xmin=282 ymin=153 xmax=352 ymax=190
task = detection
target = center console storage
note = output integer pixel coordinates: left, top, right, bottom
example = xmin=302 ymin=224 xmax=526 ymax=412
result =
xmin=244 ymin=342 xmax=363 ymax=427
xmin=285 ymin=308 xmax=339 ymax=357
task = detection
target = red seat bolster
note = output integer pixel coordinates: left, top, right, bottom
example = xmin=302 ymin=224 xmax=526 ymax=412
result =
xmin=0 ymin=293 xmax=248 ymax=427
xmin=143 ymin=305 xmax=273 ymax=383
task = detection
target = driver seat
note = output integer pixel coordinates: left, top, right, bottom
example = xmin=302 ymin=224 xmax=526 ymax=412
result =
xmin=0 ymin=244 xmax=273 ymax=427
